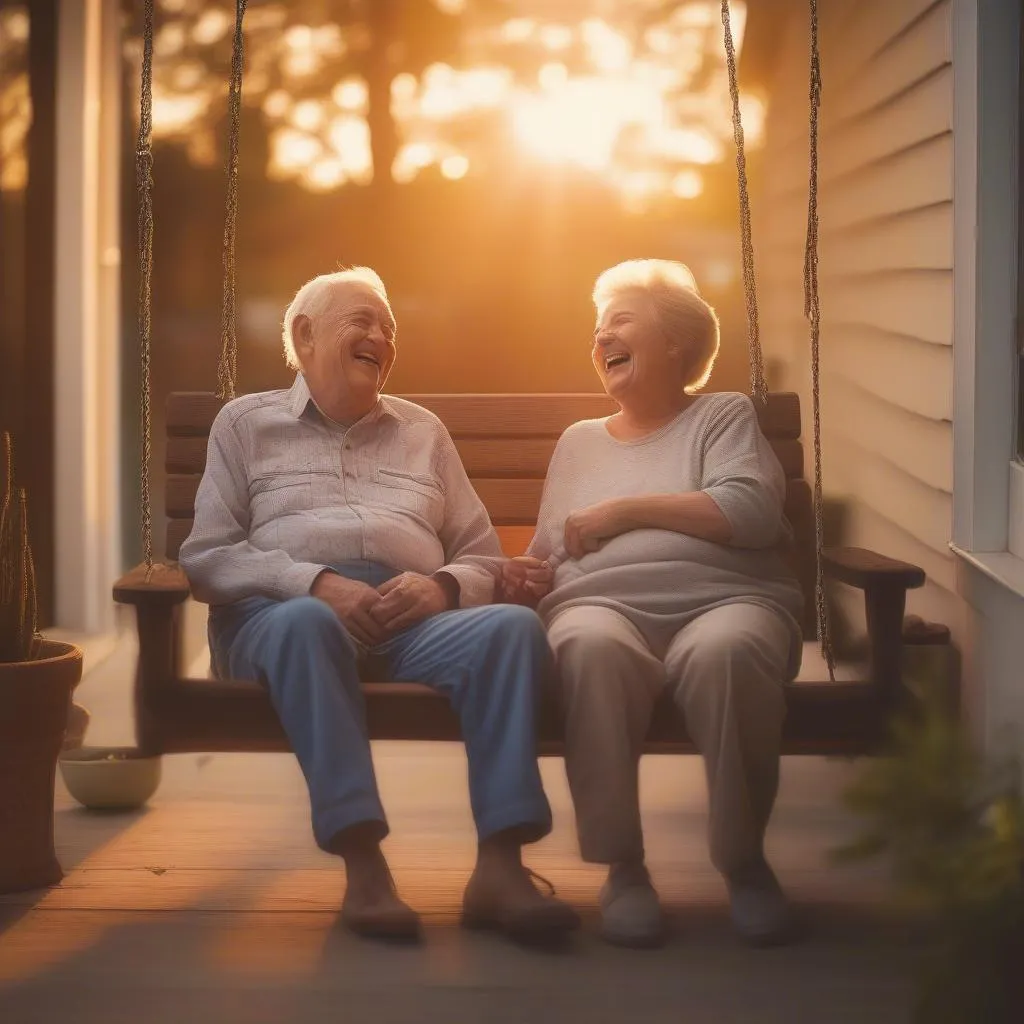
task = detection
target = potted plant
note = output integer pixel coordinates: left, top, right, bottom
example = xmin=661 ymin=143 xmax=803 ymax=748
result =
xmin=0 ymin=431 xmax=83 ymax=893
xmin=836 ymin=674 xmax=1024 ymax=1023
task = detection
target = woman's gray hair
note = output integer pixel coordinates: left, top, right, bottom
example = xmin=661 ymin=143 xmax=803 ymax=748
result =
xmin=592 ymin=259 xmax=721 ymax=392
xmin=282 ymin=266 xmax=392 ymax=369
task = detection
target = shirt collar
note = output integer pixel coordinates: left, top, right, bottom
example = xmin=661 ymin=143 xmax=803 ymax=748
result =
xmin=288 ymin=374 xmax=403 ymax=426
xmin=287 ymin=374 xmax=314 ymax=418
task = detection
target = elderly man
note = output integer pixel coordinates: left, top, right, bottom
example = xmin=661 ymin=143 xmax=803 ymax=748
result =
xmin=179 ymin=267 xmax=578 ymax=944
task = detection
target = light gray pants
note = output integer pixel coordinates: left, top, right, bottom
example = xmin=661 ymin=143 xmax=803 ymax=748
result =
xmin=547 ymin=602 xmax=791 ymax=877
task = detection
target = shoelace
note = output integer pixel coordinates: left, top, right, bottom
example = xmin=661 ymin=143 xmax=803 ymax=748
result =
xmin=528 ymin=868 xmax=557 ymax=897
xmin=375 ymin=859 xmax=558 ymax=899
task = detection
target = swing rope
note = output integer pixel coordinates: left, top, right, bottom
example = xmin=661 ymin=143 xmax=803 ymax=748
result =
xmin=217 ymin=0 xmax=248 ymax=402
xmin=136 ymin=0 xmax=246 ymax=573
xmin=720 ymin=0 xmax=834 ymax=677
xmin=135 ymin=0 xmax=155 ymax=576
xmin=804 ymin=0 xmax=834 ymax=676
xmin=720 ymin=0 xmax=767 ymax=408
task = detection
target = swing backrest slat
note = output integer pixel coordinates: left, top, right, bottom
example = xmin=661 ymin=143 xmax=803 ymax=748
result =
xmin=162 ymin=390 xmax=817 ymax=636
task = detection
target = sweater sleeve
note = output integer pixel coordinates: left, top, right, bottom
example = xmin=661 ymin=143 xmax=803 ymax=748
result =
xmin=699 ymin=395 xmax=788 ymax=549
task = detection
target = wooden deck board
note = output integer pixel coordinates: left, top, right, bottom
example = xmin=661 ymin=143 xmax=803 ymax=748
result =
xmin=0 ymin=906 xmax=914 ymax=1024
xmin=0 ymin=630 xmax=915 ymax=1023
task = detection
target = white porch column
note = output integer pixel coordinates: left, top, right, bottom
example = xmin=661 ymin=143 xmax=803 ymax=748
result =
xmin=53 ymin=0 xmax=122 ymax=633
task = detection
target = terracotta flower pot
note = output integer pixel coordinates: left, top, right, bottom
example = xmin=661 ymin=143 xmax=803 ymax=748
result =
xmin=0 ymin=640 xmax=83 ymax=893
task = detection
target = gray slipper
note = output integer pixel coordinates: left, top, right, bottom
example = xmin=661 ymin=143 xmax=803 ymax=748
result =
xmin=599 ymin=863 xmax=666 ymax=948
xmin=726 ymin=858 xmax=797 ymax=946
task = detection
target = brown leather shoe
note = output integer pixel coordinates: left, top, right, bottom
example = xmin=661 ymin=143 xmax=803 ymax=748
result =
xmin=461 ymin=866 xmax=580 ymax=943
xmin=341 ymin=883 xmax=421 ymax=942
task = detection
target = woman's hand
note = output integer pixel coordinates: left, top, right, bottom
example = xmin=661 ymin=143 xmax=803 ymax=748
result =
xmin=499 ymin=556 xmax=554 ymax=607
xmin=563 ymin=499 xmax=630 ymax=559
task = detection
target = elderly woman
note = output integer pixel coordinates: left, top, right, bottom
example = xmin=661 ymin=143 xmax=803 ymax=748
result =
xmin=503 ymin=259 xmax=804 ymax=949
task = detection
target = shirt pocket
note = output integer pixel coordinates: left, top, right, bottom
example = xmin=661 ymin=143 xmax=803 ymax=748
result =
xmin=249 ymin=471 xmax=313 ymax=529
xmin=375 ymin=466 xmax=444 ymax=527
xmin=376 ymin=466 xmax=440 ymax=496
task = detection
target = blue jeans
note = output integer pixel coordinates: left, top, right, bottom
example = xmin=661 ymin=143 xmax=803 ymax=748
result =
xmin=208 ymin=561 xmax=553 ymax=850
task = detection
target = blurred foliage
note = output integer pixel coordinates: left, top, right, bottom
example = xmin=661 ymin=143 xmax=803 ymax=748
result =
xmin=836 ymin=676 xmax=1024 ymax=1024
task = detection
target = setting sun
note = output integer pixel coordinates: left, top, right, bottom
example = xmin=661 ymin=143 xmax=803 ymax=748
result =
xmin=134 ymin=1 xmax=758 ymax=205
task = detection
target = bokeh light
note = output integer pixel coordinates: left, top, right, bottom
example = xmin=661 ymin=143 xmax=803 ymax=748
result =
xmin=135 ymin=0 xmax=760 ymax=207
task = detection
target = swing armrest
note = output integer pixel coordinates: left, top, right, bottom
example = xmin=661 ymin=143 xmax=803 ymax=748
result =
xmin=820 ymin=546 xmax=925 ymax=591
xmin=820 ymin=546 xmax=926 ymax=700
xmin=114 ymin=562 xmax=191 ymax=755
xmin=113 ymin=562 xmax=192 ymax=606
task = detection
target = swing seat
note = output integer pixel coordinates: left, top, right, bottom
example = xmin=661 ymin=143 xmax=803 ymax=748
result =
xmin=113 ymin=390 xmax=947 ymax=758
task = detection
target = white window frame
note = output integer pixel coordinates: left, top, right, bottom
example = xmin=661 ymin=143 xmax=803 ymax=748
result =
xmin=1012 ymin=461 xmax=1024 ymax=560
xmin=951 ymin=0 xmax=1024 ymax=596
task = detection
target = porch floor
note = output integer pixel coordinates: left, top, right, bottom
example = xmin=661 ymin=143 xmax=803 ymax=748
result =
xmin=1 ymin=610 xmax=919 ymax=1023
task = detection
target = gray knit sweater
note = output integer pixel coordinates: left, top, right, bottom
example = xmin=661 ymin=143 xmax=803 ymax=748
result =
xmin=526 ymin=392 xmax=804 ymax=677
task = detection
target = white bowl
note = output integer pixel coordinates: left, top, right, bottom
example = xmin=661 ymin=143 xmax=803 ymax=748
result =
xmin=59 ymin=747 xmax=161 ymax=810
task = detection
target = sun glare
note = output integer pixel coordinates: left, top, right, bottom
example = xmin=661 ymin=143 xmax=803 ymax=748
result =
xmin=192 ymin=9 xmax=231 ymax=46
xmin=152 ymin=90 xmax=208 ymax=134
xmin=394 ymin=5 xmax=755 ymax=203
xmin=270 ymin=129 xmax=322 ymax=175
xmin=512 ymin=80 xmax=635 ymax=171
xmin=440 ymin=154 xmax=470 ymax=180
xmin=500 ymin=18 xmax=535 ymax=43
xmin=305 ymin=157 xmax=347 ymax=192
xmin=291 ymin=100 xmax=324 ymax=132
xmin=539 ymin=24 xmax=573 ymax=51
xmin=333 ymin=77 xmax=369 ymax=113
xmin=262 ymin=90 xmax=291 ymax=119
xmin=154 ymin=22 xmax=186 ymax=58
xmin=581 ymin=18 xmax=633 ymax=73
xmin=284 ymin=24 xmax=314 ymax=51
xmin=671 ymin=170 xmax=704 ymax=199
xmin=140 ymin=1 xmax=756 ymax=205
xmin=281 ymin=49 xmax=320 ymax=78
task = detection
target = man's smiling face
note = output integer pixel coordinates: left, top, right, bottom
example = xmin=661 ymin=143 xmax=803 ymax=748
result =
xmin=296 ymin=280 xmax=397 ymax=421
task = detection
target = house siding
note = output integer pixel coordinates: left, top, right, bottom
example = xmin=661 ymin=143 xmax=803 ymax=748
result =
xmin=759 ymin=0 xmax=963 ymax=634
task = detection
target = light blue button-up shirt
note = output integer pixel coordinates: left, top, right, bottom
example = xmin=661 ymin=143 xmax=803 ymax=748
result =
xmin=179 ymin=375 xmax=503 ymax=607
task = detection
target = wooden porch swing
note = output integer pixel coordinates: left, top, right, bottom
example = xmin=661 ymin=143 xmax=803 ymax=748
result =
xmin=113 ymin=0 xmax=947 ymax=759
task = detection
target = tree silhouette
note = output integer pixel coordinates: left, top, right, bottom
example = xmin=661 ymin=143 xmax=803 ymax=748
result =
xmin=128 ymin=0 xmax=471 ymax=192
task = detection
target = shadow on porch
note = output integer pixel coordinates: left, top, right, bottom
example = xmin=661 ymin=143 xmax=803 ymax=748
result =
xmin=0 ymin=610 xmax=921 ymax=1024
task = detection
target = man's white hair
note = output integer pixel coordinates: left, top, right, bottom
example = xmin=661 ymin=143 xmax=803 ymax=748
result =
xmin=282 ymin=266 xmax=392 ymax=369
xmin=592 ymin=259 xmax=721 ymax=392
